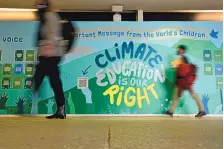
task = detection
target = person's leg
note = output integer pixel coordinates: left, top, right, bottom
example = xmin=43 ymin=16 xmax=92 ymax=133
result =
xmin=167 ymin=87 xmax=182 ymax=115
xmin=189 ymin=87 xmax=206 ymax=117
xmin=47 ymin=57 xmax=66 ymax=118
xmin=33 ymin=59 xmax=46 ymax=92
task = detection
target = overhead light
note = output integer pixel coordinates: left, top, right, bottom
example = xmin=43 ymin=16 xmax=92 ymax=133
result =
xmin=173 ymin=10 xmax=223 ymax=12
xmin=0 ymin=8 xmax=37 ymax=12
xmin=112 ymin=6 xmax=123 ymax=12
xmin=144 ymin=10 xmax=223 ymax=13
xmin=168 ymin=10 xmax=223 ymax=13
xmin=193 ymin=13 xmax=222 ymax=21
xmin=0 ymin=11 xmax=37 ymax=20
xmin=112 ymin=6 xmax=123 ymax=22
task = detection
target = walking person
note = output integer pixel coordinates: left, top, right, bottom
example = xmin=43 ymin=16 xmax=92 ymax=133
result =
xmin=166 ymin=45 xmax=206 ymax=117
xmin=34 ymin=0 xmax=66 ymax=119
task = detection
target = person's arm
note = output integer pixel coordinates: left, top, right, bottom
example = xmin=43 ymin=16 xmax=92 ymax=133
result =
xmin=171 ymin=57 xmax=183 ymax=68
xmin=36 ymin=24 xmax=42 ymax=47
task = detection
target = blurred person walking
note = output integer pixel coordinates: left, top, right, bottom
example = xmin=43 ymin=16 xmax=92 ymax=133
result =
xmin=34 ymin=0 xmax=66 ymax=119
xmin=166 ymin=45 xmax=206 ymax=117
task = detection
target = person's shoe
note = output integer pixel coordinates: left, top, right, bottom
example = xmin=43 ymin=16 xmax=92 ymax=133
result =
xmin=195 ymin=111 xmax=206 ymax=117
xmin=165 ymin=111 xmax=173 ymax=117
xmin=45 ymin=105 xmax=66 ymax=119
xmin=45 ymin=113 xmax=65 ymax=119
xmin=58 ymin=105 xmax=66 ymax=119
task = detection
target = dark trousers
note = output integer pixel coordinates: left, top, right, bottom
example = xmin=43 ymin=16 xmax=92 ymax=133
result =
xmin=34 ymin=56 xmax=65 ymax=108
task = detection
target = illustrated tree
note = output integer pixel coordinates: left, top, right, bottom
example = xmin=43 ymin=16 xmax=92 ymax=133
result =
xmin=70 ymin=87 xmax=86 ymax=114
xmin=30 ymin=92 xmax=41 ymax=114
xmin=65 ymin=91 xmax=75 ymax=114
xmin=220 ymin=89 xmax=223 ymax=112
xmin=89 ymin=77 xmax=111 ymax=114
xmin=215 ymin=89 xmax=223 ymax=114
xmin=46 ymin=98 xmax=55 ymax=114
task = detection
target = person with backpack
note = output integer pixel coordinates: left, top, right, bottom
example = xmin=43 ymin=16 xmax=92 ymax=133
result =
xmin=34 ymin=0 xmax=75 ymax=119
xmin=165 ymin=45 xmax=206 ymax=117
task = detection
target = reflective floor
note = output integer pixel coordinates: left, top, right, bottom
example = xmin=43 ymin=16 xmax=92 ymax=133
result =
xmin=0 ymin=117 xmax=222 ymax=149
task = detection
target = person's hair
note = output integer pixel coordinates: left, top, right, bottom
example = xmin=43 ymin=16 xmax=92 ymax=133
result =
xmin=45 ymin=0 xmax=50 ymax=8
xmin=178 ymin=45 xmax=187 ymax=51
xmin=37 ymin=0 xmax=50 ymax=8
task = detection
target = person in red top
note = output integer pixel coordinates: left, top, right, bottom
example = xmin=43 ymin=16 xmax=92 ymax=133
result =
xmin=166 ymin=45 xmax=206 ymax=117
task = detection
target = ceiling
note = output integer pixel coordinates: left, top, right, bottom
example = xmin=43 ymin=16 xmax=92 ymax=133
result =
xmin=0 ymin=0 xmax=223 ymax=11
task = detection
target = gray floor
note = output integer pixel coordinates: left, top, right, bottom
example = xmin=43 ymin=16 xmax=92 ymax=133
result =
xmin=0 ymin=117 xmax=222 ymax=149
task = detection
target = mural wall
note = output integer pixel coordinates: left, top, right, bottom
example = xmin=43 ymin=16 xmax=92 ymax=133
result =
xmin=0 ymin=21 xmax=223 ymax=115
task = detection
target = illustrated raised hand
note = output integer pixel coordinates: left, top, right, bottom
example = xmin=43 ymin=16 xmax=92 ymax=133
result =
xmin=15 ymin=96 xmax=26 ymax=114
xmin=202 ymin=94 xmax=209 ymax=104
xmin=30 ymin=92 xmax=40 ymax=106
xmin=46 ymin=98 xmax=55 ymax=114
xmin=30 ymin=92 xmax=41 ymax=114
xmin=202 ymin=94 xmax=210 ymax=114
xmin=0 ymin=92 xmax=9 ymax=110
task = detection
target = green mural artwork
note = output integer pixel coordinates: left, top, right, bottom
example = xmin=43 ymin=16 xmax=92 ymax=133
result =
xmin=0 ymin=21 xmax=223 ymax=115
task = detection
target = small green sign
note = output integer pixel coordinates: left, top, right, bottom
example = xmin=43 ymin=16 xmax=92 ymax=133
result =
xmin=204 ymin=63 xmax=213 ymax=75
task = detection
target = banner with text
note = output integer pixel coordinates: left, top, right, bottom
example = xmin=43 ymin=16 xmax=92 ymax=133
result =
xmin=0 ymin=22 xmax=222 ymax=115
